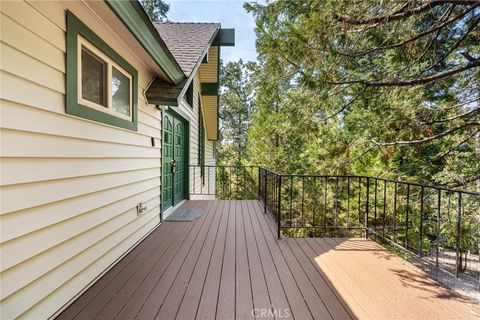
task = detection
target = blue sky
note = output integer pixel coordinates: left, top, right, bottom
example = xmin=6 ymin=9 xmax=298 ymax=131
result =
xmin=167 ymin=0 xmax=259 ymax=63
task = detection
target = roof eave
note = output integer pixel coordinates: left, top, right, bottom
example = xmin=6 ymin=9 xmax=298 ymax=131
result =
xmin=105 ymin=0 xmax=185 ymax=85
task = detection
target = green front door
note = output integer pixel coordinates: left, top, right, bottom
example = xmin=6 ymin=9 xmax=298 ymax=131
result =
xmin=173 ymin=119 xmax=185 ymax=205
xmin=162 ymin=111 xmax=187 ymax=211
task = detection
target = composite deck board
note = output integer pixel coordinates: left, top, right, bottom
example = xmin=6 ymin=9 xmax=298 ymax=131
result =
xmin=134 ymin=200 xmax=217 ymax=319
xmin=241 ymin=200 xmax=273 ymax=318
xmin=64 ymin=210 xmax=184 ymax=320
xmin=259 ymin=204 xmax=333 ymax=319
xmin=94 ymin=221 xmax=191 ymax=319
xmin=307 ymin=237 xmax=400 ymax=319
xmin=244 ymin=200 xmax=290 ymax=318
xmin=113 ymin=202 xmax=213 ymax=320
xmin=215 ymin=199 xmax=237 ymax=319
xmin=155 ymin=200 xmax=224 ymax=319
xmin=235 ymin=200 xmax=254 ymax=319
xmin=175 ymin=200 xmax=228 ymax=320
xmin=295 ymin=238 xmax=370 ymax=320
xmin=286 ymin=238 xmax=352 ymax=319
xmin=319 ymin=237 xmax=403 ymax=319
xmin=58 ymin=200 xmax=480 ymax=320
xmin=323 ymin=237 xmax=439 ymax=319
xmin=56 ymin=215 xmax=166 ymax=320
xmin=194 ymin=200 xmax=230 ymax=319
xmin=327 ymin=237 xmax=475 ymax=319
xmin=249 ymin=201 xmax=315 ymax=320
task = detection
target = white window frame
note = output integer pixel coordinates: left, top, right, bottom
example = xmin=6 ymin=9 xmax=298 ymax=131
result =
xmin=77 ymin=35 xmax=133 ymax=121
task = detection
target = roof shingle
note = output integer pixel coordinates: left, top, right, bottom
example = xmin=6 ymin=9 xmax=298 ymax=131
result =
xmin=154 ymin=22 xmax=220 ymax=77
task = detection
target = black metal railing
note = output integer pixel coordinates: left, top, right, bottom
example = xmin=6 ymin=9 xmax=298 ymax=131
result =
xmin=259 ymin=171 xmax=480 ymax=299
xmin=189 ymin=165 xmax=480 ymax=298
xmin=190 ymin=165 xmax=259 ymax=199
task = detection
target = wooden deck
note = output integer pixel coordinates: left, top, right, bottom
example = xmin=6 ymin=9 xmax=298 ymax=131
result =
xmin=57 ymin=200 xmax=479 ymax=320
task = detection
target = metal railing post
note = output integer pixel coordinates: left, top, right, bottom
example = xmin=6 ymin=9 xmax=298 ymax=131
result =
xmin=358 ymin=177 xmax=361 ymax=225
xmin=264 ymin=170 xmax=267 ymax=214
xmin=374 ymin=178 xmax=377 ymax=231
xmin=347 ymin=177 xmax=350 ymax=228
xmin=419 ymin=187 xmax=424 ymax=257
xmin=258 ymin=167 xmax=261 ymax=200
xmin=382 ymin=180 xmax=386 ymax=237
xmin=393 ymin=182 xmax=397 ymax=239
xmin=405 ymin=184 xmax=410 ymax=249
xmin=277 ymin=174 xmax=282 ymax=239
xmin=365 ymin=177 xmax=370 ymax=239
xmin=289 ymin=176 xmax=293 ymax=227
xmin=436 ymin=189 xmax=441 ymax=268
xmin=455 ymin=193 xmax=462 ymax=277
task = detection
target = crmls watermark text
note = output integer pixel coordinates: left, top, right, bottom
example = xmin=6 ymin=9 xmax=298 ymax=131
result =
xmin=251 ymin=308 xmax=290 ymax=318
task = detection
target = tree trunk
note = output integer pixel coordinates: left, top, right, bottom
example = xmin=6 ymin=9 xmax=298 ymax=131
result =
xmin=462 ymin=251 xmax=468 ymax=272
xmin=476 ymin=84 xmax=479 ymax=192
xmin=457 ymin=248 xmax=463 ymax=274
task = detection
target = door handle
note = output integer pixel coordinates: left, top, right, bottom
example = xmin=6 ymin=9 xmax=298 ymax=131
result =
xmin=171 ymin=159 xmax=177 ymax=173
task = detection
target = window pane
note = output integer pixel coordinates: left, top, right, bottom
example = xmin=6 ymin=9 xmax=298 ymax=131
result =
xmin=81 ymin=48 xmax=105 ymax=106
xmin=112 ymin=67 xmax=131 ymax=116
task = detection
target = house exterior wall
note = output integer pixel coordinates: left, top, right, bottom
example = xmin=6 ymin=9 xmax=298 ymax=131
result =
xmin=0 ymin=1 xmax=165 ymax=318
xmin=199 ymin=46 xmax=219 ymax=140
xmin=174 ymin=74 xmax=216 ymax=199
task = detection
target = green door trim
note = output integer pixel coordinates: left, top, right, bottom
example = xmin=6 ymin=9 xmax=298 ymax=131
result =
xmin=161 ymin=108 xmax=190 ymax=214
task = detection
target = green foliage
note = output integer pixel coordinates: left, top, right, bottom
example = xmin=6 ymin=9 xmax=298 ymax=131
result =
xmin=244 ymin=0 xmax=480 ymax=189
xmin=237 ymin=1 xmax=480 ymax=274
xmin=218 ymin=60 xmax=256 ymax=165
xmin=140 ymin=0 xmax=169 ymax=22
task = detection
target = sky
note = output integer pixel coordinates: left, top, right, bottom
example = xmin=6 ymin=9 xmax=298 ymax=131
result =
xmin=167 ymin=0 xmax=259 ymax=63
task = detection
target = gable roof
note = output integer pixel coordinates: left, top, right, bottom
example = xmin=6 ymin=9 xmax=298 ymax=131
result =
xmin=154 ymin=22 xmax=220 ymax=77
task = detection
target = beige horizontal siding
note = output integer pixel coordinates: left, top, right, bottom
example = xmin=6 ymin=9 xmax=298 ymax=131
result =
xmin=21 ymin=216 xmax=160 ymax=319
xmin=1 ymin=42 xmax=65 ymax=91
xmin=1 ymin=157 xmax=161 ymax=186
xmin=183 ymin=75 xmax=216 ymax=196
xmin=1 ymin=178 xmax=160 ymax=242
xmin=1 ymin=99 xmax=160 ymax=146
xmin=205 ymin=140 xmax=215 ymax=165
xmin=1 ymin=0 xmax=65 ymax=50
xmin=0 ymin=1 xmax=164 ymax=318
xmin=0 ymin=12 xmax=65 ymax=72
xmin=1 ymin=167 xmax=160 ymax=219
xmin=1 ymin=195 xmax=160 ymax=300
xmin=190 ymin=139 xmax=216 ymax=195
xmin=2 ymin=211 xmax=160 ymax=319
xmin=177 ymin=74 xmax=201 ymax=166
xmin=0 ymin=128 xmax=161 ymax=159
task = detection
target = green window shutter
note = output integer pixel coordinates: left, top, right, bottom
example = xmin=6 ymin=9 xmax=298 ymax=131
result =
xmin=198 ymin=99 xmax=205 ymax=184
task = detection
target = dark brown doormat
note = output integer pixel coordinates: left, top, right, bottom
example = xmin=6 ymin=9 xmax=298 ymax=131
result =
xmin=165 ymin=208 xmax=203 ymax=222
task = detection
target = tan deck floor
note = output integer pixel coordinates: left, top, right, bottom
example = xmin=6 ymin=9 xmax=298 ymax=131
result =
xmin=57 ymin=200 xmax=480 ymax=320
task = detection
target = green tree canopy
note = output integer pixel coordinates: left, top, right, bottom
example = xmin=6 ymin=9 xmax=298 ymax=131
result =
xmin=218 ymin=60 xmax=257 ymax=165
xmin=141 ymin=0 xmax=170 ymax=22
xmin=245 ymin=0 xmax=480 ymax=190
